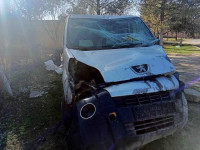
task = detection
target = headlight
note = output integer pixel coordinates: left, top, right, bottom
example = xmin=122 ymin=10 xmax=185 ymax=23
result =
xmin=173 ymin=72 xmax=180 ymax=80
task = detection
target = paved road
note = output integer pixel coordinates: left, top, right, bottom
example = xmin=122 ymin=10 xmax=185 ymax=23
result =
xmin=183 ymin=39 xmax=200 ymax=46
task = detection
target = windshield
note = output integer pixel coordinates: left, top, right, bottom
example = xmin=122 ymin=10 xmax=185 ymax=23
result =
xmin=67 ymin=17 xmax=158 ymax=50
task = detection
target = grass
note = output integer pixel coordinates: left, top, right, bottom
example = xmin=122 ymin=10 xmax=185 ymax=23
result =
xmin=164 ymin=45 xmax=200 ymax=54
xmin=164 ymin=37 xmax=183 ymax=42
xmin=0 ymin=63 xmax=67 ymax=150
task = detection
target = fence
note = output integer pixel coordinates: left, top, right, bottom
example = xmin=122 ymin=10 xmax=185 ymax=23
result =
xmin=0 ymin=19 xmax=65 ymax=71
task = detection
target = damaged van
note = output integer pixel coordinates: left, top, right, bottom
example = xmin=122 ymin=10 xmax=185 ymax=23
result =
xmin=62 ymin=15 xmax=188 ymax=150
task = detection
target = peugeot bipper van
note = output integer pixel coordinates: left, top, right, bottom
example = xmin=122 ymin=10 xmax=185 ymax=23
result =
xmin=62 ymin=15 xmax=188 ymax=150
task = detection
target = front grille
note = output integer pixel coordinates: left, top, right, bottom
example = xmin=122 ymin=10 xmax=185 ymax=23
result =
xmin=113 ymin=91 xmax=171 ymax=107
xmin=125 ymin=116 xmax=174 ymax=136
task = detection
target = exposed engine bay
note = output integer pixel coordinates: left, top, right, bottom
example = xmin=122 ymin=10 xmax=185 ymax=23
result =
xmin=68 ymin=58 xmax=105 ymax=100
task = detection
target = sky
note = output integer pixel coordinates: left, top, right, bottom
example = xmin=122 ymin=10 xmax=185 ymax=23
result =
xmin=127 ymin=6 xmax=140 ymax=16
xmin=44 ymin=4 xmax=140 ymax=20
xmin=0 ymin=0 xmax=140 ymax=20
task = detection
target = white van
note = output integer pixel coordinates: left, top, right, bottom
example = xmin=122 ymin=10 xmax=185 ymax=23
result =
xmin=62 ymin=15 xmax=188 ymax=150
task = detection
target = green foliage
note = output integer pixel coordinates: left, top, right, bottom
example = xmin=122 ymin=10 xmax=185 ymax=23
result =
xmin=163 ymin=37 xmax=182 ymax=42
xmin=0 ymin=68 xmax=64 ymax=149
xmin=140 ymin=0 xmax=162 ymax=36
xmin=140 ymin=0 xmax=200 ymax=38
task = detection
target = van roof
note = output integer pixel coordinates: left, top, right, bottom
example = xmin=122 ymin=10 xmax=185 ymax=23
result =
xmin=69 ymin=14 xmax=138 ymax=19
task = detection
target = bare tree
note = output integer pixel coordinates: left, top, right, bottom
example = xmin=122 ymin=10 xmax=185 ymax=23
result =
xmin=159 ymin=0 xmax=167 ymax=46
xmin=42 ymin=21 xmax=63 ymax=50
xmin=64 ymin=0 xmax=131 ymax=16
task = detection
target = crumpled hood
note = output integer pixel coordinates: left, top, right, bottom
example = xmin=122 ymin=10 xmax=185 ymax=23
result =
xmin=69 ymin=45 xmax=176 ymax=83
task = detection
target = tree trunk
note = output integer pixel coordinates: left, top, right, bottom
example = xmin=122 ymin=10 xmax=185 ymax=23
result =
xmin=191 ymin=30 xmax=195 ymax=39
xmin=176 ymin=31 xmax=178 ymax=41
xmin=159 ymin=28 xmax=164 ymax=46
xmin=167 ymin=31 xmax=168 ymax=41
xmin=159 ymin=0 xmax=166 ymax=46
xmin=96 ymin=0 xmax=101 ymax=15
xmin=0 ymin=63 xmax=13 ymax=97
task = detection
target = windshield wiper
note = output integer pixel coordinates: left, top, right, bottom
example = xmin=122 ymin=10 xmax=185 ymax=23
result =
xmin=112 ymin=42 xmax=143 ymax=49
xmin=142 ymin=39 xmax=159 ymax=47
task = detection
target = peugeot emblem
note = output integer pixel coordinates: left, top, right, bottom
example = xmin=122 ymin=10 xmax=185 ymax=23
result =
xmin=131 ymin=64 xmax=149 ymax=74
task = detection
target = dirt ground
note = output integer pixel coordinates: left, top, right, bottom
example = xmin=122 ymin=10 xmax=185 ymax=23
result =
xmin=0 ymin=53 xmax=200 ymax=150
xmin=141 ymin=103 xmax=200 ymax=150
xmin=169 ymin=54 xmax=200 ymax=90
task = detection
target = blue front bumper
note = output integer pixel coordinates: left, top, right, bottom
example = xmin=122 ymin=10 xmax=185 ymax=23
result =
xmin=67 ymin=90 xmax=188 ymax=150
